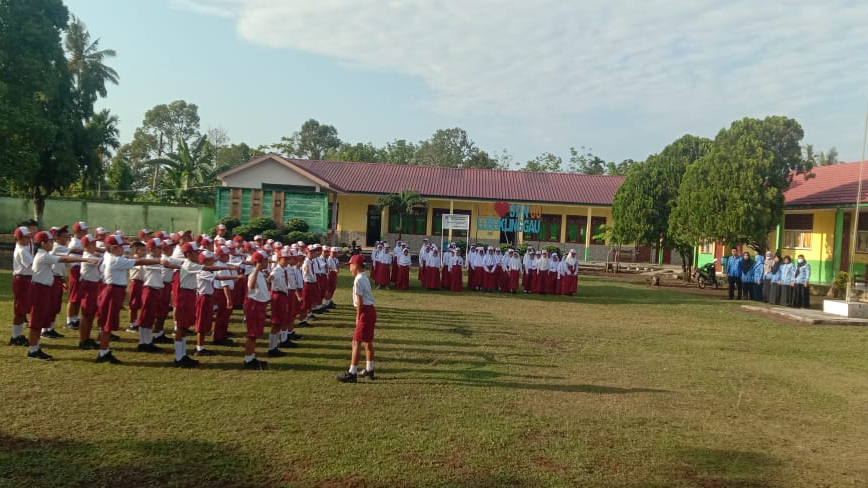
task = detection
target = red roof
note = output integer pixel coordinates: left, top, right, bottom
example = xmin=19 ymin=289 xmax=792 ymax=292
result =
xmin=221 ymin=154 xmax=624 ymax=206
xmin=784 ymin=162 xmax=868 ymax=207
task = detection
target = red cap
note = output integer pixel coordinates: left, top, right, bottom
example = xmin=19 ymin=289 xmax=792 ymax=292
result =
xmin=197 ymin=250 xmax=215 ymax=264
xmin=80 ymin=235 xmax=94 ymax=247
xmin=33 ymin=231 xmax=52 ymax=244
xmin=72 ymin=221 xmax=88 ymax=232
xmin=50 ymin=225 xmax=69 ymax=237
xmin=13 ymin=226 xmax=31 ymax=239
xmin=145 ymin=238 xmax=162 ymax=249
xmin=348 ymin=254 xmax=365 ymax=266
xmin=251 ymin=251 xmax=266 ymax=264
xmin=181 ymin=242 xmax=199 ymax=254
xmin=138 ymin=229 xmax=152 ymax=240
xmin=104 ymin=235 xmax=123 ymax=247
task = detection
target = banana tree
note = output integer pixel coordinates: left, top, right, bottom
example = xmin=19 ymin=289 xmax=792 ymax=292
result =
xmin=147 ymin=135 xmax=215 ymax=204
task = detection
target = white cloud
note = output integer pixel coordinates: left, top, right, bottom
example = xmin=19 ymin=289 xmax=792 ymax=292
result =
xmin=180 ymin=0 xmax=868 ymax=157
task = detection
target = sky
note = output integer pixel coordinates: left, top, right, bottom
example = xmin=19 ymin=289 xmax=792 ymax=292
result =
xmin=64 ymin=0 xmax=868 ymax=167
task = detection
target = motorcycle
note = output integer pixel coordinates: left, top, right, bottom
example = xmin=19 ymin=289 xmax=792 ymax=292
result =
xmin=693 ymin=260 xmax=719 ymax=289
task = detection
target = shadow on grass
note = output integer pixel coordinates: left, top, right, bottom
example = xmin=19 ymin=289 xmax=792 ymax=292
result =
xmin=0 ymin=433 xmax=282 ymax=487
xmin=668 ymin=447 xmax=778 ymax=488
xmin=577 ymin=284 xmax=719 ymax=305
xmin=393 ymin=377 xmax=667 ymax=395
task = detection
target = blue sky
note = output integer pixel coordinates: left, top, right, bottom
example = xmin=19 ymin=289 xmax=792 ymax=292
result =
xmin=65 ymin=0 xmax=868 ymax=167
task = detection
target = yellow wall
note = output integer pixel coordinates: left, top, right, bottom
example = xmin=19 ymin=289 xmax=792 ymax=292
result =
xmin=335 ymin=194 xmax=378 ymax=233
xmin=777 ymin=209 xmax=836 ymax=261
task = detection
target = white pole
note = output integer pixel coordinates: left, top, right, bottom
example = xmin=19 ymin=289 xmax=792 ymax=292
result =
xmin=845 ymin=90 xmax=868 ymax=303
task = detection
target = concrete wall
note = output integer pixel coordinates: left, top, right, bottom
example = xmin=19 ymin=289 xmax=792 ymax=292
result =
xmin=220 ymin=159 xmax=321 ymax=190
xmin=0 ymin=197 xmax=215 ymax=234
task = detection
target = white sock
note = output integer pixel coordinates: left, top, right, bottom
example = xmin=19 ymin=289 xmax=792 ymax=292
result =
xmin=348 ymin=364 xmax=358 ymax=374
xmin=182 ymin=336 xmax=187 ymax=350
xmin=66 ymin=315 xmax=78 ymax=324
xmin=279 ymin=330 xmax=288 ymax=342
xmin=142 ymin=328 xmax=153 ymax=344
xmin=269 ymin=333 xmax=279 ymax=350
xmin=139 ymin=329 xmax=147 ymax=344
xmin=29 ymin=345 xmax=39 ymax=354
xmin=49 ymin=322 xmax=55 ymax=330
xmin=154 ymin=330 xmax=164 ymax=338
xmin=12 ymin=325 xmax=23 ymax=338
xmin=174 ymin=341 xmax=185 ymax=361
xmin=366 ymin=360 xmax=374 ymax=371
xmin=42 ymin=328 xmax=50 ymax=333
xmin=244 ymin=353 xmax=255 ymax=363
xmin=195 ymin=345 xmax=205 ymax=352
xmin=99 ymin=349 xmax=110 ymax=357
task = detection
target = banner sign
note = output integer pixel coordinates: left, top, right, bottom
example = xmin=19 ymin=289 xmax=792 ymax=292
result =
xmin=442 ymin=213 xmax=470 ymax=230
xmin=477 ymin=202 xmax=542 ymax=233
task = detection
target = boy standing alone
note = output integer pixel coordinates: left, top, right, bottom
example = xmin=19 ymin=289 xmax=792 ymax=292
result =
xmin=336 ymin=254 xmax=377 ymax=383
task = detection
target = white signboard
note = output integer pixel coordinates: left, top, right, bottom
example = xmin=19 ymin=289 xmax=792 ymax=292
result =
xmin=442 ymin=213 xmax=470 ymax=230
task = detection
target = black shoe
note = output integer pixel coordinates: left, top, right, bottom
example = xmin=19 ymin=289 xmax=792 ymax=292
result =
xmin=336 ymin=371 xmax=357 ymax=383
xmin=193 ymin=348 xmax=215 ymax=356
xmin=127 ymin=325 xmax=139 ymax=333
xmin=65 ymin=321 xmax=79 ymax=330
xmin=298 ymin=320 xmax=311 ymax=328
xmin=109 ymin=333 xmax=121 ymax=341
xmin=153 ymin=334 xmax=173 ymax=344
xmin=243 ymin=358 xmax=268 ymax=370
xmin=267 ymin=348 xmax=287 ymax=357
xmin=287 ymin=331 xmax=302 ymax=340
xmin=359 ymin=369 xmax=375 ymax=380
xmin=136 ymin=343 xmax=162 ymax=353
xmin=78 ymin=339 xmax=99 ymax=350
xmin=41 ymin=329 xmax=64 ymax=339
xmin=95 ymin=351 xmax=122 ymax=364
xmin=9 ymin=336 xmax=28 ymax=346
xmin=309 ymin=315 xmax=319 ymax=321
xmin=27 ymin=348 xmax=53 ymax=361
xmin=173 ymin=355 xmax=199 ymax=368
xmin=327 ymin=302 xmax=336 ymax=309
xmin=279 ymin=340 xmax=298 ymax=349
xmin=212 ymin=338 xmax=235 ymax=347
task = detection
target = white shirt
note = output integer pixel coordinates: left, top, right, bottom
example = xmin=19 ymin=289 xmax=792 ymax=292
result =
xmin=142 ymin=264 xmax=164 ymax=289
xmin=80 ymin=251 xmax=102 ymax=282
xmin=247 ymin=269 xmax=270 ymax=303
xmin=196 ymin=270 xmax=215 ymax=295
xmin=217 ymin=262 xmax=235 ymax=290
xmin=102 ymin=253 xmax=137 ymax=286
xmin=13 ymin=243 xmax=33 ymax=276
xmin=352 ymin=272 xmax=375 ymax=307
xmin=32 ymin=248 xmax=61 ymax=286
xmin=523 ymin=252 xmax=536 ymax=271
xmin=398 ymin=252 xmax=412 ymax=266
xmin=269 ymin=265 xmax=289 ymax=293
xmin=180 ymin=260 xmax=205 ymax=290
xmin=302 ymin=257 xmax=317 ymax=283
xmin=51 ymin=243 xmax=69 ymax=277
xmin=292 ymin=266 xmax=303 ymax=291
xmin=68 ymin=237 xmax=83 ymax=268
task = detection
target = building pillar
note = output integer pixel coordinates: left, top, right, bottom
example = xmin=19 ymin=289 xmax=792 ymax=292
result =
xmin=448 ymin=200 xmax=454 ymax=242
xmin=775 ymin=214 xmax=784 ymax=251
xmin=833 ymin=207 xmax=844 ymax=272
xmin=584 ymin=207 xmax=592 ymax=261
xmin=560 ymin=214 xmax=567 ymax=244
xmin=426 ymin=205 xmax=434 ymax=236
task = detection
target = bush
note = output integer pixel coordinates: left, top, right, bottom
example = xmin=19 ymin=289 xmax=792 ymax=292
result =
xmin=452 ymin=240 xmax=467 ymax=255
xmin=248 ymin=217 xmax=277 ymax=233
xmin=232 ymin=225 xmax=254 ymax=241
xmin=285 ymin=230 xmax=323 ymax=246
xmin=543 ymin=244 xmax=562 ymax=256
xmin=517 ymin=242 xmax=530 ymax=254
xmin=262 ymin=229 xmax=284 ymax=242
xmin=285 ymin=218 xmax=309 ymax=233
xmin=218 ymin=217 xmax=241 ymax=233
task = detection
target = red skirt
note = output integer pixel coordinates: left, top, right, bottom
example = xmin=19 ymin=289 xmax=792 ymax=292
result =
xmin=441 ymin=267 xmax=452 ymax=289
xmin=243 ymin=298 xmax=267 ymax=338
xmin=50 ymin=276 xmax=64 ymax=317
xmin=450 ymin=266 xmax=463 ymax=292
xmin=174 ymin=288 xmax=197 ymax=329
xmin=507 ymin=270 xmax=520 ymax=292
xmin=425 ymin=266 xmax=440 ymax=289
xmin=139 ymin=286 xmax=163 ymax=329
xmin=560 ymin=274 xmax=578 ymax=294
xmin=30 ymin=283 xmax=53 ymax=329
xmin=97 ymin=284 xmax=127 ymax=333
xmin=396 ymin=265 xmax=410 ymax=290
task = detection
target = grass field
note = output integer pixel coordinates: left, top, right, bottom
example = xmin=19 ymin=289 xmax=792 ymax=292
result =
xmin=1 ymin=269 xmax=867 ymax=487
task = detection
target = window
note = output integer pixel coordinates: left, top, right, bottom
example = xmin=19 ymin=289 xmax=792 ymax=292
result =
xmin=783 ymin=214 xmax=813 ymax=249
xmin=699 ymin=241 xmax=715 ymax=254
xmin=566 ymin=216 xmax=587 ymax=243
xmin=856 ymin=213 xmax=868 ymax=253
xmin=591 ymin=217 xmax=607 ymax=244
xmin=526 ymin=214 xmax=562 ymax=242
xmin=388 ymin=208 xmax=427 ymax=235
xmin=431 ymin=208 xmax=471 ymax=238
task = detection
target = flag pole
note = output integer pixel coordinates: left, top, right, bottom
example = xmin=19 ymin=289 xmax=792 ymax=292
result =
xmin=845 ymin=89 xmax=868 ymax=303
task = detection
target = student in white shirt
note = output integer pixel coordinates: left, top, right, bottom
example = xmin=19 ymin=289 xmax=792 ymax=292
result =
xmin=336 ymin=254 xmax=377 ymax=383
xmin=10 ymin=226 xmax=34 ymax=346
xmin=243 ymin=251 xmax=270 ymax=370
xmin=65 ymin=221 xmax=88 ymax=330
xmin=76 ymin=235 xmax=103 ymax=350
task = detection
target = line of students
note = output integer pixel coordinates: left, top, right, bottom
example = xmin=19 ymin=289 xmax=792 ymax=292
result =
xmin=725 ymin=248 xmax=811 ymax=308
xmin=368 ymin=239 xmax=580 ymax=296
xmin=9 ymin=221 xmax=340 ymax=369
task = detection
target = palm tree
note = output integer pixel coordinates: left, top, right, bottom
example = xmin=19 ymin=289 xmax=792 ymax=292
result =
xmin=65 ymin=15 xmax=119 ymax=118
xmin=148 ymin=135 xmax=215 ymax=204
xmin=376 ymin=190 xmax=428 ymax=240
xmin=83 ymin=109 xmax=120 ymax=196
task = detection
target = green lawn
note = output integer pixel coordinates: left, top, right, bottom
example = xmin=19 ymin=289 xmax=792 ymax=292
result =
xmin=1 ymin=269 xmax=867 ymax=487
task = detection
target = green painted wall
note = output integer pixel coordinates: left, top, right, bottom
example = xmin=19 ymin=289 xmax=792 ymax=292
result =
xmin=0 ymin=197 xmax=213 ymax=234
xmin=215 ymin=188 xmax=328 ymax=233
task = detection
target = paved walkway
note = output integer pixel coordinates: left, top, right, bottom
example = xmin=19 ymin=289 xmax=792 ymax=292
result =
xmin=740 ymin=304 xmax=868 ymax=326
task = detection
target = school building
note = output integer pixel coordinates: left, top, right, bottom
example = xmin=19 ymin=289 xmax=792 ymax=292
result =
xmin=215 ymin=153 xmax=624 ymax=260
xmin=696 ymin=162 xmax=868 ymax=285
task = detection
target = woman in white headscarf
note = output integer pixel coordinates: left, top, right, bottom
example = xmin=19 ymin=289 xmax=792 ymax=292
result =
xmin=549 ymin=253 xmax=561 ymax=294
xmin=425 ymin=248 xmax=441 ymax=290
xmin=560 ymin=249 xmax=579 ymax=295
xmin=522 ymin=247 xmax=535 ymax=294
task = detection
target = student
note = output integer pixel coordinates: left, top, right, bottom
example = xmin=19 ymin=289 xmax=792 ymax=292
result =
xmin=791 ymin=254 xmax=811 ymax=308
xmin=213 ymin=246 xmax=237 ymax=347
xmin=136 ymin=238 xmax=167 ymax=353
xmin=10 ymin=227 xmax=34 ymax=346
xmin=522 ymin=247 xmax=535 ymax=294
xmin=395 ymin=247 xmax=412 ymax=290
xmin=127 ymin=229 xmax=152 ymax=333
xmin=779 ymin=256 xmax=795 ymax=306
xmin=153 ymin=240 xmax=177 ymax=344
xmin=549 ymin=253 xmax=561 ymax=295
xmin=768 ymin=254 xmax=782 ymax=305
xmin=323 ymin=246 xmax=340 ymax=309
xmin=42 ymin=226 xmax=72 ymax=339
xmin=76 ymin=235 xmax=102 ymax=350
xmin=193 ymin=250 xmax=235 ymax=356
xmin=560 ymin=249 xmax=579 ymax=296
xmin=751 ymin=253 xmax=765 ymax=301
xmin=266 ymin=248 xmax=292 ymax=358
xmin=65 ymin=221 xmax=88 ymax=330
xmin=243 ymin=251 xmax=270 ymax=370
xmin=761 ymin=251 xmax=773 ymax=303
xmin=336 ymin=254 xmax=377 ymax=383
xmin=425 ymin=248 xmax=442 ymax=290
xmin=28 ymin=231 xmax=96 ymax=361
xmin=450 ymin=248 xmax=464 ymax=292
xmin=504 ymin=250 xmax=522 ymax=294
xmin=739 ymin=252 xmax=754 ymax=301
xmin=725 ymin=248 xmax=742 ymax=300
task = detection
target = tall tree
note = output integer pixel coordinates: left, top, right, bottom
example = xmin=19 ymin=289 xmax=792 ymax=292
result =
xmin=381 ymin=139 xmax=418 ymax=165
xmin=64 ymin=15 xmax=118 ymax=119
xmin=215 ymin=142 xmax=262 ymax=174
xmin=147 ymin=134 xmax=215 ymax=204
xmin=79 ymin=108 xmax=120 ymax=196
xmin=568 ymin=146 xmax=607 ymax=174
xmin=606 ymin=159 xmax=637 ymax=176
xmin=0 ymin=0 xmax=84 ymax=223
xmin=325 ymin=142 xmax=384 ymax=163
xmin=415 ymin=127 xmax=483 ymax=168
xmin=818 ymin=147 xmax=839 ymax=166
xmin=274 ymin=118 xmax=341 ymax=160
xmin=522 ymin=152 xmax=563 ymax=172
xmin=376 ymin=190 xmax=428 ymax=241
xmin=671 ymin=116 xmax=810 ymax=252
xmin=105 ymin=155 xmax=134 ymax=201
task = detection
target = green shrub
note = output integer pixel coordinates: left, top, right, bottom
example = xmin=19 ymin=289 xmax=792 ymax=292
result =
xmin=452 ymin=240 xmax=467 ymax=255
xmin=517 ymin=242 xmax=530 ymax=254
xmin=232 ymin=225 xmax=254 ymax=240
xmin=218 ymin=217 xmax=241 ymax=233
xmin=285 ymin=218 xmax=309 ymax=233
xmin=543 ymin=244 xmax=562 ymax=256
xmin=285 ymin=231 xmax=323 ymax=246
xmin=248 ymin=217 xmax=277 ymax=233
xmin=262 ymin=229 xmax=284 ymax=242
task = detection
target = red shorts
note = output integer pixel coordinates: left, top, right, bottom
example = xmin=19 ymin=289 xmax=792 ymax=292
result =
xmin=287 ymin=292 xmax=300 ymax=326
xmin=243 ymin=298 xmax=267 ymax=338
xmin=171 ymin=272 xmax=181 ymax=307
xmin=97 ymin=284 xmax=127 ymax=333
xmin=129 ymin=279 xmax=144 ymax=310
xmin=328 ymin=272 xmax=338 ymax=293
xmin=353 ymin=305 xmax=377 ymax=342
xmin=67 ymin=266 xmax=81 ymax=303
xmin=50 ymin=276 xmax=64 ymax=316
xmin=302 ymin=282 xmax=318 ymax=312
xmin=270 ymin=291 xmax=289 ymax=325
xmin=174 ymin=288 xmax=197 ymax=329
xmin=12 ymin=274 xmax=32 ymax=317
xmin=78 ymin=280 xmax=100 ymax=317
xmin=195 ymin=293 xmax=214 ymax=334
xmin=160 ymin=282 xmax=173 ymax=319
xmin=139 ymin=286 xmax=163 ymax=329
xmin=29 ymin=282 xmax=53 ymax=329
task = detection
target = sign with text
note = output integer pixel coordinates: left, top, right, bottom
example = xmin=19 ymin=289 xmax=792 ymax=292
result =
xmin=476 ymin=202 xmax=542 ymax=233
xmin=442 ymin=213 xmax=470 ymax=230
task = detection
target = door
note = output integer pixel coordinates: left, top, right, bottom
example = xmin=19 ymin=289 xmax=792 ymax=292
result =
xmin=366 ymin=205 xmax=381 ymax=246
xmin=841 ymin=213 xmax=851 ymax=272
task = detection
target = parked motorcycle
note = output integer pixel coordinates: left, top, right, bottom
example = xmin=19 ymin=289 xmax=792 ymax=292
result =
xmin=693 ymin=260 xmax=719 ymax=289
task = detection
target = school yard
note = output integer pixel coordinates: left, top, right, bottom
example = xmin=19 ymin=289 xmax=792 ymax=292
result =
xmin=1 ymin=269 xmax=866 ymax=487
